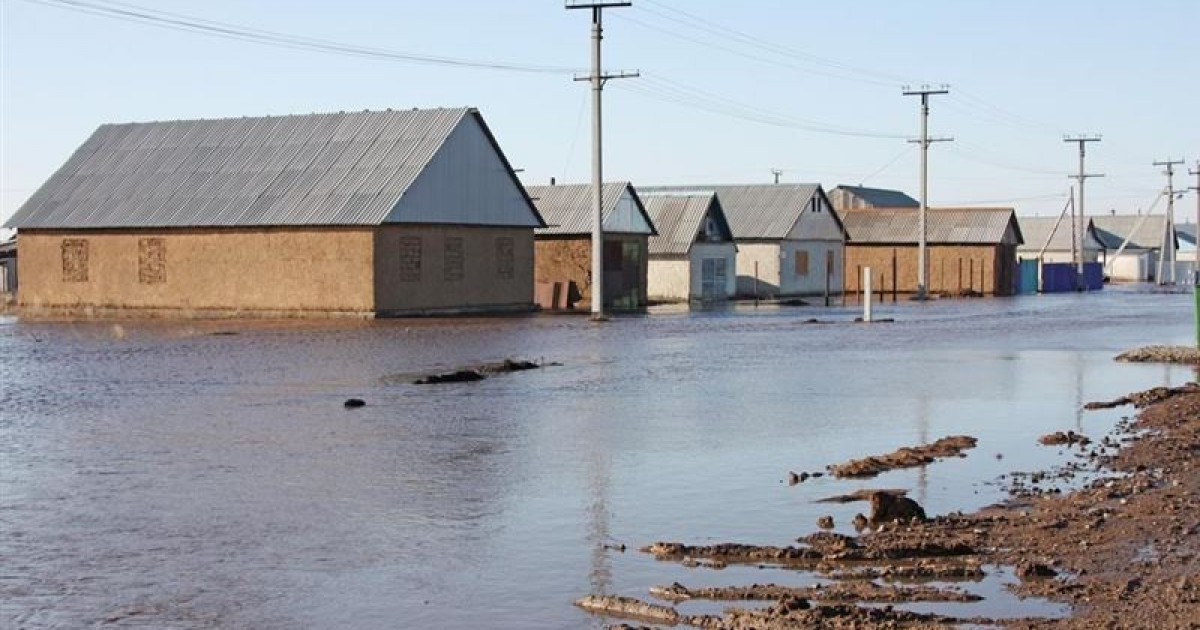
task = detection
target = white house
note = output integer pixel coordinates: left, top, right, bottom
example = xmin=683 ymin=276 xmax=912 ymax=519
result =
xmin=643 ymin=184 xmax=845 ymax=299
xmin=1093 ymin=215 xmax=1177 ymax=282
xmin=641 ymin=192 xmax=736 ymax=302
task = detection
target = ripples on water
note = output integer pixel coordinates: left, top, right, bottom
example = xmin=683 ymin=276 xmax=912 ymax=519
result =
xmin=0 ymin=287 xmax=1192 ymax=628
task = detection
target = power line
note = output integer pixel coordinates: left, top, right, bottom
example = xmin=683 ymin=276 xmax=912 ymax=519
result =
xmin=24 ymin=0 xmax=581 ymax=74
xmin=903 ymin=85 xmax=953 ymax=300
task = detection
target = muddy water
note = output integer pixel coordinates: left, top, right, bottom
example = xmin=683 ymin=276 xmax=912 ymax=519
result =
xmin=0 ymin=287 xmax=1193 ymax=629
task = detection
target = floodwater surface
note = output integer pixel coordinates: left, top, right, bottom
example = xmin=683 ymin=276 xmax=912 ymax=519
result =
xmin=0 ymin=286 xmax=1193 ymax=628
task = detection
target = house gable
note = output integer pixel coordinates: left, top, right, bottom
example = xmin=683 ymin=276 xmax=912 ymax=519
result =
xmin=787 ymin=189 xmax=845 ymax=241
xmin=386 ymin=113 xmax=542 ymax=227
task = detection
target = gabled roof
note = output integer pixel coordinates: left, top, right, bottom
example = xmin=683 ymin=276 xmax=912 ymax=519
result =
xmin=842 ymin=207 xmax=1024 ymax=245
xmin=1016 ymin=216 xmax=1105 ymax=252
xmin=526 ymin=182 xmax=657 ymax=236
xmin=1092 ymin=215 xmax=1174 ymax=250
xmin=830 ymin=185 xmax=919 ymax=209
xmin=640 ymin=183 xmax=841 ymax=240
xmin=6 ymin=107 xmax=544 ymax=229
xmin=641 ymin=192 xmax=734 ymax=256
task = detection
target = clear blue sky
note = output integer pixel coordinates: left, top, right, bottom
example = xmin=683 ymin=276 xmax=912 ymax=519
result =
xmin=2 ymin=0 xmax=1197 ymax=227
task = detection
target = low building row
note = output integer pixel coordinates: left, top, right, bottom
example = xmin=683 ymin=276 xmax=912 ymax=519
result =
xmin=4 ymin=107 xmax=1173 ymax=317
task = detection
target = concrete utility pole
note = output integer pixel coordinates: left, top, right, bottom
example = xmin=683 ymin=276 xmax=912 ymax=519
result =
xmin=1154 ymin=158 xmax=1185 ymax=285
xmin=567 ymin=1 xmax=638 ymax=321
xmin=771 ymin=168 xmax=783 ymax=184
xmin=1063 ymin=135 xmax=1102 ymax=285
xmin=902 ymin=86 xmax=952 ymax=301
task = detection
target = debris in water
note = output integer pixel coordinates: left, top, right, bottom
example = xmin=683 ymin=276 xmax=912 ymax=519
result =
xmin=412 ymin=358 xmax=555 ymax=385
xmin=1038 ymin=431 xmax=1091 ymax=447
xmin=343 ymin=398 xmax=366 ymax=408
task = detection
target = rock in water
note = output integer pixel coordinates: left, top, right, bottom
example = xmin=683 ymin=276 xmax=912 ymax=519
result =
xmin=869 ymin=491 xmax=927 ymax=525
xmin=817 ymin=515 xmax=835 ymax=529
xmin=343 ymin=398 xmax=366 ymax=408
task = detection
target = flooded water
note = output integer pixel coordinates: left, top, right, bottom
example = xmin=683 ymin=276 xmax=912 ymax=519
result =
xmin=0 ymin=286 xmax=1193 ymax=628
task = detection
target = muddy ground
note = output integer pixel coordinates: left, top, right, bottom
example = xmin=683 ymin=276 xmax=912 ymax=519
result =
xmin=578 ymin=382 xmax=1200 ymax=629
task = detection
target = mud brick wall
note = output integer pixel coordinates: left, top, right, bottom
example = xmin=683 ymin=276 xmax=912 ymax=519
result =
xmin=843 ymin=244 xmax=1014 ymax=296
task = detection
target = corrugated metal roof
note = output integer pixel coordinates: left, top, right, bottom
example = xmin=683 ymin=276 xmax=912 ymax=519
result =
xmin=1092 ymin=215 xmax=1173 ymax=250
xmin=641 ymin=192 xmax=732 ymax=256
xmin=830 ymin=185 xmax=919 ymax=209
xmin=6 ymin=107 xmax=543 ymax=229
xmin=842 ymin=207 xmax=1023 ymax=245
xmin=527 ymin=182 xmax=656 ymax=235
xmin=1016 ymin=216 xmax=1104 ymax=252
xmin=640 ymin=183 xmax=830 ymax=240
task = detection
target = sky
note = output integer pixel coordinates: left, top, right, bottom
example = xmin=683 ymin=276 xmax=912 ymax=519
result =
xmin=2 ymin=0 xmax=1197 ymax=230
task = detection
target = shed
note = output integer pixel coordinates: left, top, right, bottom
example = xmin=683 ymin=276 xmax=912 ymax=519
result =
xmin=641 ymin=192 xmax=737 ymax=302
xmin=1016 ymin=216 xmax=1107 ymax=264
xmin=642 ymin=184 xmax=845 ymax=299
xmin=828 ymin=185 xmax=919 ymax=212
xmin=5 ymin=107 xmax=545 ymax=317
xmin=842 ymin=207 xmax=1024 ymax=296
xmin=526 ymin=182 xmax=656 ymax=311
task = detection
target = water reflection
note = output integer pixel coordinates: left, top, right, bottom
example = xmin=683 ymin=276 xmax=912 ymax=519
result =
xmin=0 ymin=288 xmax=1194 ymax=629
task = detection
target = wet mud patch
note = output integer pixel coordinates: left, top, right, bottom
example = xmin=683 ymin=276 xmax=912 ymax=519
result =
xmin=825 ymin=435 xmax=978 ymax=478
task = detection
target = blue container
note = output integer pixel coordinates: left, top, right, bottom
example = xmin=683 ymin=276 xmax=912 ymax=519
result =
xmin=1041 ymin=263 xmax=1076 ymax=293
xmin=1017 ymin=259 xmax=1039 ymax=294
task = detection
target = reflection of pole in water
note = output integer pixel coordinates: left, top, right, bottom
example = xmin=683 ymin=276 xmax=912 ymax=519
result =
xmin=1074 ymin=352 xmax=1085 ymax=432
xmin=586 ymin=450 xmax=612 ymax=594
xmin=916 ymin=395 xmax=929 ymax=507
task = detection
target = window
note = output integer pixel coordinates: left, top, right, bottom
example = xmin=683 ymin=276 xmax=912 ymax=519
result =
xmin=399 ymin=236 xmax=422 ymax=282
xmin=138 ymin=238 xmax=166 ymax=284
xmin=61 ymin=239 xmax=89 ymax=282
xmin=443 ymin=237 xmax=464 ymax=282
xmin=701 ymin=257 xmax=727 ymax=298
xmin=794 ymin=250 xmax=809 ymax=277
xmin=495 ymin=237 xmax=514 ymax=280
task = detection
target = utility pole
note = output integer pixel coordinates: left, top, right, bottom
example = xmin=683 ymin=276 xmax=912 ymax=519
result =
xmin=1154 ymin=158 xmax=1185 ymax=285
xmin=1190 ymin=162 xmax=1199 ymax=347
xmin=567 ymin=1 xmax=638 ymax=321
xmin=902 ymin=85 xmax=952 ymax=301
xmin=1063 ymin=135 xmax=1102 ymax=286
xmin=771 ymin=168 xmax=783 ymax=185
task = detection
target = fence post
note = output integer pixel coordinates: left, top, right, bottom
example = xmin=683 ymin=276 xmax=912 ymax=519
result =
xmin=863 ymin=266 xmax=873 ymax=323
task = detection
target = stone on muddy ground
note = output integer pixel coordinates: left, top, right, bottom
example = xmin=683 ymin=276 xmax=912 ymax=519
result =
xmin=1038 ymin=430 xmax=1091 ymax=447
xmin=343 ymin=398 xmax=366 ymax=408
xmin=827 ymin=435 xmax=978 ymax=478
xmin=852 ymin=513 xmax=869 ymax=531
xmin=816 ymin=488 xmax=909 ymax=504
xmin=1115 ymin=345 xmax=1200 ymax=365
xmin=1015 ymin=561 xmax=1058 ymax=578
xmin=817 ymin=515 xmax=835 ymax=529
xmin=869 ymin=491 xmax=927 ymax=525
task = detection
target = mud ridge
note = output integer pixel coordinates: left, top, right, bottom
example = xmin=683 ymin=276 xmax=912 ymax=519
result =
xmin=826 ymin=435 xmax=978 ymax=478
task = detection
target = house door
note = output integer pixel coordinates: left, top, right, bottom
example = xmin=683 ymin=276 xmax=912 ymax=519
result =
xmin=701 ymin=257 xmax=727 ymax=299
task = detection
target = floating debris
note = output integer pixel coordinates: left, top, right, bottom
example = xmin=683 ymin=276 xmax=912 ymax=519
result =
xmin=343 ymin=398 xmax=366 ymax=408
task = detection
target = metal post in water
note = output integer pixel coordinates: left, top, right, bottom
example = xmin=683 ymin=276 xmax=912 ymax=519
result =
xmin=863 ymin=266 xmax=873 ymax=323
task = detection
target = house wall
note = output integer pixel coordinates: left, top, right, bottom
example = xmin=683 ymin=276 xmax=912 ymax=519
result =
xmin=647 ymin=257 xmax=690 ymax=302
xmin=534 ymin=233 xmax=648 ymax=310
xmin=1018 ymin=249 xmax=1102 ymax=264
xmin=844 ymin=244 xmax=1014 ymax=296
xmin=779 ymin=240 xmax=843 ymax=297
xmin=1108 ymin=251 xmax=1152 ymax=282
xmin=373 ymin=224 xmax=534 ymax=315
xmin=689 ymin=242 xmax=738 ymax=300
xmin=734 ymin=242 xmax=781 ymax=298
xmin=16 ymin=227 xmax=376 ymax=316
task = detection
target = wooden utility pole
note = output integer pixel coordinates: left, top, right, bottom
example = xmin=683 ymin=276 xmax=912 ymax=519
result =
xmin=903 ymin=86 xmax=952 ymax=300
xmin=1064 ymin=135 xmax=1102 ymax=284
xmin=1154 ymin=159 xmax=1184 ymax=285
xmin=567 ymin=1 xmax=638 ymax=321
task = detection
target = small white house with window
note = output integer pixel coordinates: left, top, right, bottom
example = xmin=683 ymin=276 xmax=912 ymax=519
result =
xmin=641 ymin=192 xmax=736 ymax=302
xmin=643 ymin=184 xmax=845 ymax=299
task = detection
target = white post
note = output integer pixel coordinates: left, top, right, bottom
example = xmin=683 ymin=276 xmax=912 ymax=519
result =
xmin=863 ymin=266 xmax=873 ymax=323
